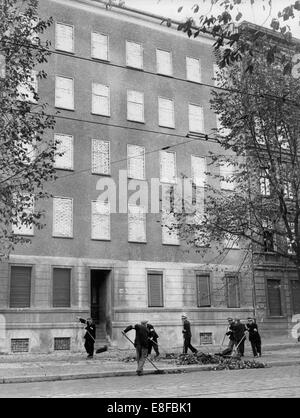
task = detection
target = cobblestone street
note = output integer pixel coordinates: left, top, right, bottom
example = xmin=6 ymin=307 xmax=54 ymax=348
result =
xmin=0 ymin=364 xmax=299 ymax=398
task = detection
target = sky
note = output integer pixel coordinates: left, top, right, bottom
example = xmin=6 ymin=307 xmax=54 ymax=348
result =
xmin=123 ymin=0 xmax=300 ymax=38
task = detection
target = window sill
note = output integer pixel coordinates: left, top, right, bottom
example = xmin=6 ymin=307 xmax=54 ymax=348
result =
xmin=91 ymin=238 xmax=111 ymax=242
xmin=55 ymin=167 xmax=74 ymax=172
xmin=91 ymin=112 xmax=111 ymax=118
xmin=158 ymin=124 xmax=175 ymax=130
xmin=127 ymin=119 xmax=145 ymax=124
xmin=91 ymin=172 xmax=111 ymax=177
xmin=128 ymin=240 xmax=147 ymax=244
xmin=52 ymin=235 xmax=74 ymax=239
xmin=55 ymin=48 xmax=75 ymax=55
xmin=126 ymin=65 xmax=144 ymax=71
xmin=54 ymin=106 xmax=75 ymax=112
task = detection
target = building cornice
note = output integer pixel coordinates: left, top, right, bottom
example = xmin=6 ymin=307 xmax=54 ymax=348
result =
xmin=44 ymin=0 xmax=215 ymax=46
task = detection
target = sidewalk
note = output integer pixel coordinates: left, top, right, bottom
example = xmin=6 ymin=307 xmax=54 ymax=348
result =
xmin=0 ymin=340 xmax=299 ymax=384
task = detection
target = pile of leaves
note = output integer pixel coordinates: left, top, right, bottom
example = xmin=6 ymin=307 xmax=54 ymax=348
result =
xmin=175 ymin=352 xmax=266 ymax=370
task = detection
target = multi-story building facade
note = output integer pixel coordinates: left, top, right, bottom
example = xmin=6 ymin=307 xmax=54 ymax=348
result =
xmin=2 ymin=0 xmax=297 ymax=354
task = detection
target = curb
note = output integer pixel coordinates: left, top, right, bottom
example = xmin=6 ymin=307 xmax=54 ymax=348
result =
xmin=1 ymin=359 xmax=300 ymax=384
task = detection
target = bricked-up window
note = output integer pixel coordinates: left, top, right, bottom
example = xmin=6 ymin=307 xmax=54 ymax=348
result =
xmin=0 ymin=54 xmax=6 ymax=78
xmin=291 ymin=280 xmax=300 ymax=314
xmin=158 ymin=97 xmax=174 ymax=128
xmin=17 ymin=70 xmax=38 ymax=103
xmin=10 ymin=266 xmax=31 ymax=308
xmin=160 ymin=150 xmax=176 ymax=183
xmin=186 ymin=57 xmax=201 ymax=83
xmin=196 ymin=274 xmax=211 ymax=307
xmin=12 ymin=194 xmax=34 ymax=236
xmin=128 ymin=205 xmax=146 ymax=243
xmin=53 ymin=268 xmax=71 ymax=307
xmin=260 ymin=169 xmax=270 ymax=196
xmin=91 ymin=32 xmax=109 ymax=61
xmin=127 ymin=90 xmax=144 ymax=122
xmin=191 ymin=155 xmax=206 ymax=188
xmin=91 ymin=201 xmax=110 ymax=240
xmin=267 ymin=279 xmax=282 ymax=316
xmin=54 ymin=134 xmax=74 ymax=170
xmin=127 ymin=144 xmax=145 ymax=180
xmin=126 ymin=41 xmax=143 ymax=69
xmin=156 ymin=49 xmax=172 ymax=76
xmin=55 ymin=76 xmax=74 ymax=110
xmin=53 ymin=197 xmax=73 ymax=238
xmin=92 ymin=83 xmax=110 ymax=116
xmin=148 ymin=272 xmax=164 ymax=307
xmin=226 ymin=274 xmax=240 ymax=308
xmin=213 ymin=63 xmax=221 ymax=87
xmin=91 ymin=139 xmax=110 ymax=175
xmin=55 ymin=23 xmax=74 ymax=53
xmin=220 ymin=162 xmax=235 ymax=191
xmin=189 ymin=104 xmax=204 ymax=133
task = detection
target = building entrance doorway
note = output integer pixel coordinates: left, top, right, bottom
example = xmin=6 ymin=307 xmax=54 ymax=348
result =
xmin=90 ymin=269 xmax=111 ymax=342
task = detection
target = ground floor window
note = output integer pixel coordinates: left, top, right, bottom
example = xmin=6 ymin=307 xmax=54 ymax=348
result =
xmin=147 ymin=272 xmax=163 ymax=307
xmin=9 ymin=266 xmax=31 ymax=308
xmin=53 ymin=268 xmax=71 ymax=307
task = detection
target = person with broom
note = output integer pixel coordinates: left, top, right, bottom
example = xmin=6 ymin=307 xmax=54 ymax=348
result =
xmin=232 ymin=318 xmax=247 ymax=357
xmin=123 ymin=319 xmax=150 ymax=376
xmin=181 ymin=313 xmax=198 ymax=354
xmin=78 ymin=317 xmax=96 ymax=359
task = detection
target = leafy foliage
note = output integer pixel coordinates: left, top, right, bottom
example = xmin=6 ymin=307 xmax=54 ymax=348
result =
xmin=0 ymin=0 xmax=57 ymax=256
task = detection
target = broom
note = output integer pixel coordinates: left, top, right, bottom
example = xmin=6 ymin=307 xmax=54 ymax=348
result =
xmin=122 ymin=331 xmax=165 ymax=374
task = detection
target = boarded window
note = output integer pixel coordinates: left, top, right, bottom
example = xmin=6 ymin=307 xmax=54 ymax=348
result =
xmin=162 ymin=211 xmax=179 ymax=245
xmin=220 ymin=162 xmax=235 ymax=190
xmin=91 ymin=32 xmax=108 ymax=61
xmin=53 ymin=268 xmax=71 ymax=307
xmin=127 ymin=90 xmax=144 ymax=122
xmin=158 ymin=97 xmax=174 ymax=128
xmin=260 ymin=170 xmax=270 ymax=196
xmin=148 ymin=272 xmax=163 ymax=307
xmin=196 ymin=274 xmax=211 ymax=307
xmin=267 ymin=279 xmax=282 ymax=316
xmin=54 ymin=134 xmax=74 ymax=170
xmin=12 ymin=194 xmax=34 ymax=236
xmin=55 ymin=23 xmax=74 ymax=53
xmin=213 ymin=63 xmax=221 ymax=87
xmin=226 ymin=275 xmax=240 ymax=308
xmin=128 ymin=205 xmax=146 ymax=242
xmin=126 ymin=41 xmax=143 ymax=69
xmin=92 ymin=83 xmax=110 ymax=116
xmin=160 ymin=150 xmax=176 ymax=183
xmin=291 ymin=280 xmax=300 ymax=314
xmin=186 ymin=57 xmax=201 ymax=83
xmin=53 ymin=197 xmax=73 ymax=238
xmin=91 ymin=201 xmax=110 ymax=240
xmin=191 ymin=155 xmax=206 ymax=188
xmin=156 ymin=49 xmax=172 ymax=76
xmin=55 ymin=76 xmax=74 ymax=110
xmin=127 ymin=144 xmax=145 ymax=180
xmin=189 ymin=104 xmax=204 ymax=133
xmin=10 ymin=266 xmax=31 ymax=308
xmin=0 ymin=54 xmax=6 ymax=78
xmin=91 ymin=139 xmax=110 ymax=175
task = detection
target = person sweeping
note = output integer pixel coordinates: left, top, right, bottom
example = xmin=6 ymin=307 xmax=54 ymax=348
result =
xmin=123 ymin=320 xmax=150 ymax=376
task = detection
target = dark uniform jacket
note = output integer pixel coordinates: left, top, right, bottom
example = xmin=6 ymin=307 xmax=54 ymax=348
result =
xmin=246 ymin=323 xmax=261 ymax=342
xmin=124 ymin=324 xmax=149 ymax=348
xmin=147 ymin=324 xmax=159 ymax=342
xmin=232 ymin=322 xmax=246 ymax=342
xmin=226 ymin=324 xmax=235 ymax=341
xmin=182 ymin=319 xmax=192 ymax=339
xmin=79 ymin=318 xmax=96 ymax=341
